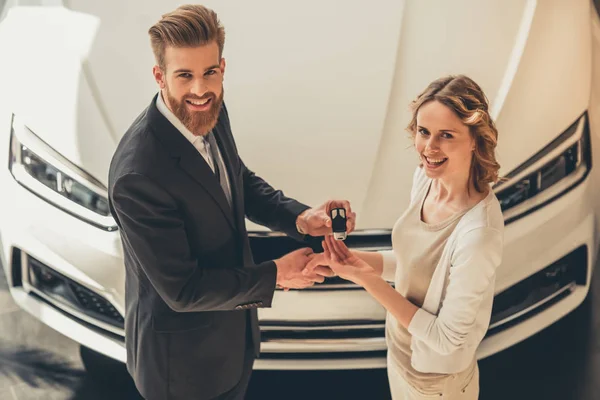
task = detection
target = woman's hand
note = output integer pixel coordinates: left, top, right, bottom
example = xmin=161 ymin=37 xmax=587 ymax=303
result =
xmin=320 ymin=235 xmax=379 ymax=286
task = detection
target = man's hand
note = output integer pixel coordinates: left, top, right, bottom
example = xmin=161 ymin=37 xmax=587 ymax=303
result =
xmin=275 ymin=248 xmax=335 ymax=291
xmin=296 ymin=200 xmax=356 ymax=237
xmin=303 ymin=252 xmax=336 ymax=277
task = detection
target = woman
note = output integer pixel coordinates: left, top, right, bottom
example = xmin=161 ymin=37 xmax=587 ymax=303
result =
xmin=308 ymin=75 xmax=504 ymax=399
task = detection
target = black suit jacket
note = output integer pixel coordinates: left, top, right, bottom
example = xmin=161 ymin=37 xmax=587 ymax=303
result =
xmin=108 ymin=95 xmax=310 ymax=400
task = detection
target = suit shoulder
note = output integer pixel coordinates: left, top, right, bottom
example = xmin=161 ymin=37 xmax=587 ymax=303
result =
xmin=108 ymin=108 xmax=169 ymax=187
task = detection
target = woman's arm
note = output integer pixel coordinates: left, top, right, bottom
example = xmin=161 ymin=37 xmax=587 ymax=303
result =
xmin=360 ymin=275 xmax=419 ymax=328
xmin=323 ymin=229 xmax=503 ymax=355
xmin=352 ymin=250 xmax=397 ymax=280
xmin=404 ymin=228 xmax=502 ymax=354
xmin=351 ymin=250 xmax=383 ymax=275
xmin=322 ymin=237 xmax=418 ymax=327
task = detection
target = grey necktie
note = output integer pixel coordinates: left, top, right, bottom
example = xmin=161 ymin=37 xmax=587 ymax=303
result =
xmin=205 ymin=132 xmax=232 ymax=206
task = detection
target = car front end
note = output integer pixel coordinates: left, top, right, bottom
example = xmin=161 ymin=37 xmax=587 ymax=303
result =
xmin=0 ymin=0 xmax=599 ymax=371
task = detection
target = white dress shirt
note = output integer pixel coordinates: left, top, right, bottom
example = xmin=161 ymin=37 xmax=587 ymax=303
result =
xmin=156 ymin=93 xmax=232 ymax=205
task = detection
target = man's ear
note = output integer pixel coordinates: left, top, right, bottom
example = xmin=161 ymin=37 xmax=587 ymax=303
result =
xmin=153 ymin=65 xmax=166 ymax=89
xmin=219 ymin=57 xmax=226 ymax=77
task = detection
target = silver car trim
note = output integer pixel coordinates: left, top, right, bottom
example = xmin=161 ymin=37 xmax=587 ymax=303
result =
xmin=254 ymin=356 xmax=387 ymax=370
xmin=260 ymin=337 xmax=387 ymax=353
xmin=488 ymin=281 xmax=576 ymax=330
xmin=349 ymin=246 xmax=392 ymax=251
xmin=304 ymin=283 xmax=360 ymax=290
xmin=247 ymin=229 xmax=393 ymax=238
xmin=261 ymin=323 xmax=385 ymax=331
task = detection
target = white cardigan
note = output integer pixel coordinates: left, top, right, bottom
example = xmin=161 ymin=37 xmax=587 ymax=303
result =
xmin=380 ymin=167 xmax=504 ymax=373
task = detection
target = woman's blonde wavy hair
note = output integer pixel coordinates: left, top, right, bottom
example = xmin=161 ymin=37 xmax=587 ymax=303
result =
xmin=406 ymin=75 xmax=501 ymax=194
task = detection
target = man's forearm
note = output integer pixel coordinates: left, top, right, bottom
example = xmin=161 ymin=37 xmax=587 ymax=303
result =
xmin=241 ymin=161 xmax=309 ymax=240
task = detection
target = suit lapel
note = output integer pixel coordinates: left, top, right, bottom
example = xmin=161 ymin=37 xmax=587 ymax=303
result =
xmin=147 ymin=95 xmax=236 ymax=231
xmin=177 ymin=151 xmax=236 ymax=230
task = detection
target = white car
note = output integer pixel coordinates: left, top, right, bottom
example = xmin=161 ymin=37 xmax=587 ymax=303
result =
xmin=0 ymin=0 xmax=599 ymax=372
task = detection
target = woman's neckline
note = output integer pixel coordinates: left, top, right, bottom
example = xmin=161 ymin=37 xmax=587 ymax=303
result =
xmin=419 ymin=179 xmax=490 ymax=231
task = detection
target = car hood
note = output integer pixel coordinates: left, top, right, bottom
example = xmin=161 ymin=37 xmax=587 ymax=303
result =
xmin=0 ymin=0 xmax=592 ymax=230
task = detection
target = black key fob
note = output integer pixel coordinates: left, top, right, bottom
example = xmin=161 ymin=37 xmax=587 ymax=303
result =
xmin=330 ymin=207 xmax=347 ymax=240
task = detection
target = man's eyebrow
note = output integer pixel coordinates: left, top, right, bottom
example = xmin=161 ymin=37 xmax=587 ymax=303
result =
xmin=173 ymin=65 xmax=220 ymax=74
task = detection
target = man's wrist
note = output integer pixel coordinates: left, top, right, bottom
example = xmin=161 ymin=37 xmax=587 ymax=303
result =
xmin=296 ymin=210 xmax=309 ymax=235
xmin=274 ymin=258 xmax=285 ymax=281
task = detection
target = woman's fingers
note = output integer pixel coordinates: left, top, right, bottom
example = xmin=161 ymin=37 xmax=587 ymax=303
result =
xmin=324 ymin=239 xmax=338 ymax=263
xmin=330 ymin=236 xmax=352 ymax=259
xmin=327 ymin=236 xmax=344 ymax=260
xmin=322 ymin=240 xmax=332 ymax=261
xmin=325 ymin=236 xmax=344 ymax=262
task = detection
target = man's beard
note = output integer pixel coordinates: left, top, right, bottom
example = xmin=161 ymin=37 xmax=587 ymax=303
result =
xmin=167 ymin=86 xmax=224 ymax=136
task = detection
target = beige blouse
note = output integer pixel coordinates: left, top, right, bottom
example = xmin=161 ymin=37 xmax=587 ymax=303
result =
xmin=385 ymin=179 xmax=476 ymax=394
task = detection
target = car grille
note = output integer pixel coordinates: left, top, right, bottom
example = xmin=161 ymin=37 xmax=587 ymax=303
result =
xmin=259 ymin=321 xmax=387 ymax=356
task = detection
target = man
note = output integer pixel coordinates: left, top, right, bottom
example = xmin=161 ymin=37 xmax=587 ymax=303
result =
xmin=108 ymin=4 xmax=356 ymax=400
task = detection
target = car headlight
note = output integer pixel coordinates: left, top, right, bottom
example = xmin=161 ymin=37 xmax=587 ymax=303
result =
xmin=8 ymin=114 xmax=117 ymax=231
xmin=495 ymin=112 xmax=591 ymax=224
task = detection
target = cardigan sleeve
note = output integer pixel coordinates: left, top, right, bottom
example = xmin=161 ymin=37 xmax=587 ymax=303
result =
xmin=380 ymin=250 xmax=398 ymax=282
xmin=407 ymin=226 xmax=503 ymax=355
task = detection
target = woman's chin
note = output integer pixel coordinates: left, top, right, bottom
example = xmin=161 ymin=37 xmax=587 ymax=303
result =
xmin=423 ymin=163 xmax=447 ymax=177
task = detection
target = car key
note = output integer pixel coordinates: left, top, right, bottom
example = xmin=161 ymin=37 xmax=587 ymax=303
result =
xmin=330 ymin=207 xmax=347 ymax=240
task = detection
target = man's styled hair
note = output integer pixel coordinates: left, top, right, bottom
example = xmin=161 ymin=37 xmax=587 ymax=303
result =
xmin=148 ymin=4 xmax=225 ymax=70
